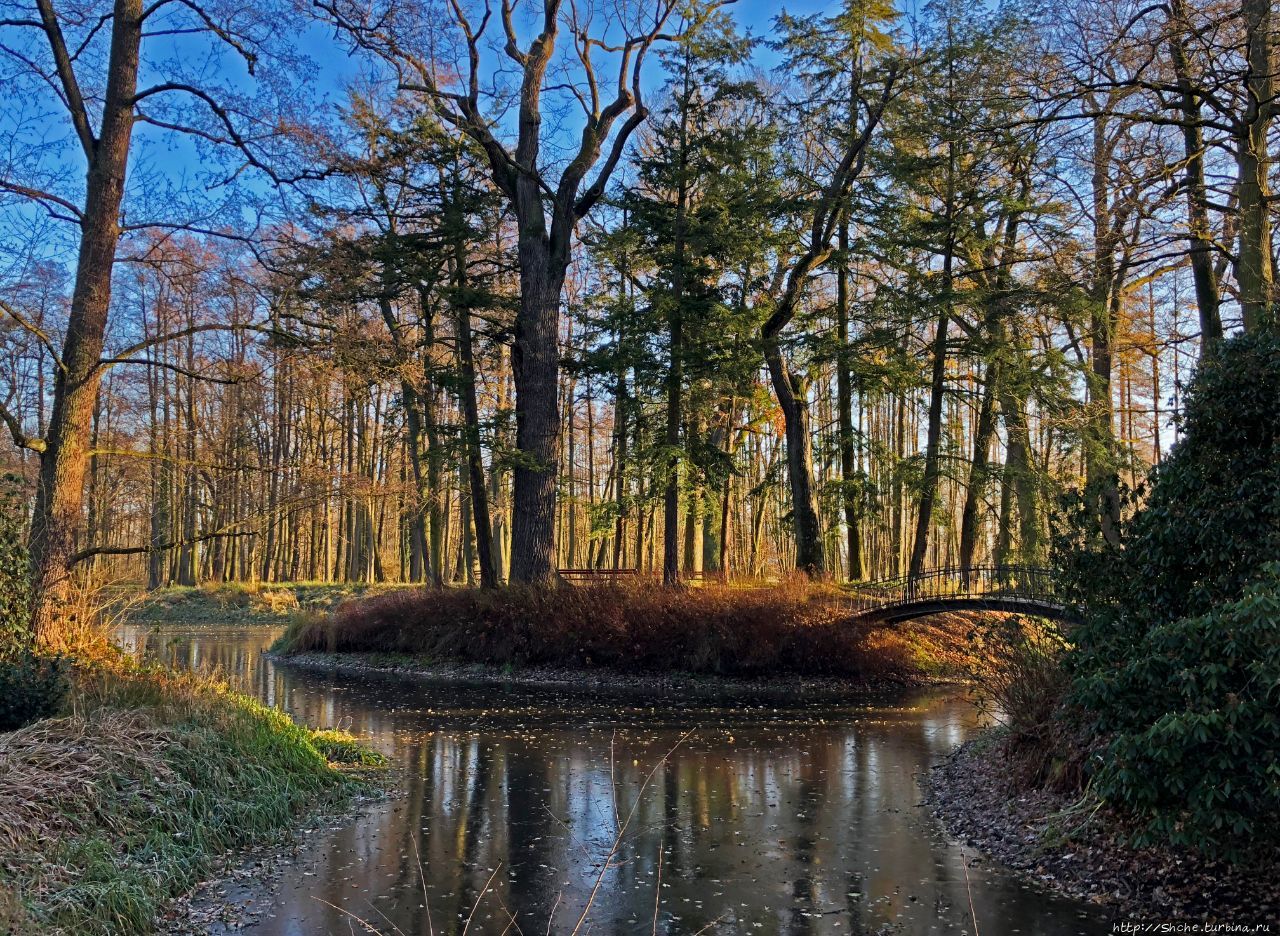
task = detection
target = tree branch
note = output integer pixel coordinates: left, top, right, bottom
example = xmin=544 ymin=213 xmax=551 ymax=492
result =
xmin=34 ymin=0 xmax=97 ymax=159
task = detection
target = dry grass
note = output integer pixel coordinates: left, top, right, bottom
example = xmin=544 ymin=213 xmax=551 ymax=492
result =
xmin=0 ymin=708 xmax=175 ymax=855
xmin=275 ymin=580 xmax=978 ymax=682
xmin=964 ymin=616 xmax=1085 ymax=790
xmin=0 ymin=657 xmax=383 ymax=935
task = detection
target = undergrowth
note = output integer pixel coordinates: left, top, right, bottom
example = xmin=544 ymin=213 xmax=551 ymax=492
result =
xmin=0 ymin=656 xmax=386 ymax=935
xmin=272 ymin=580 xmax=977 ymax=681
xmin=126 ymin=582 xmax=398 ymax=625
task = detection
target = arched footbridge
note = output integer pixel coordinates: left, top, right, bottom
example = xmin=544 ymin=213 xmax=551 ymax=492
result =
xmin=840 ymin=566 xmax=1081 ymax=625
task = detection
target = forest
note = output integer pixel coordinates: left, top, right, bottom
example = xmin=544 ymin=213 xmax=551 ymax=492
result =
xmin=3 ymin=0 xmax=1272 ymax=632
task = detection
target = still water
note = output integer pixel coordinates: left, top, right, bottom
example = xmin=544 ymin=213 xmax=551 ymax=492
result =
xmin=116 ymin=623 xmax=1110 ymax=936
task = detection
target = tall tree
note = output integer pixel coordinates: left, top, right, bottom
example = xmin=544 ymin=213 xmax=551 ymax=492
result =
xmin=767 ymin=0 xmax=900 ymax=576
xmin=1 ymin=0 xmax=304 ymax=642
xmin=321 ymin=0 xmax=693 ymax=584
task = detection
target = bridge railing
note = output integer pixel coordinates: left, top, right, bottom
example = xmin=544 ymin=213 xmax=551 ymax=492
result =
xmin=841 ymin=565 xmax=1061 ymax=615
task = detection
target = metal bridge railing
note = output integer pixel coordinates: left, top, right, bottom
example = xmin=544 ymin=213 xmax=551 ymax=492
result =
xmin=841 ymin=565 xmax=1061 ymax=616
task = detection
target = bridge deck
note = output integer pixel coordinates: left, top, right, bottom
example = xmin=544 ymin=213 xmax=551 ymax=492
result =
xmin=840 ymin=566 xmax=1079 ymax=625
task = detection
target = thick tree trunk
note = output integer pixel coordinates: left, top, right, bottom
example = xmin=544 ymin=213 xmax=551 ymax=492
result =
xmin=508 ymin=241 xmax=565 ymax=586
xmin=1235 ymin=0 xmax=1276 ymax=332
xmin=28 ymin=0 xmax=142 ymax=645
xmin=763 ymin=340 xmax=824 ymax=575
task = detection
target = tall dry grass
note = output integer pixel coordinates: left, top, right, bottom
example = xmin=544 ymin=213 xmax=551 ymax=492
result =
xmin=275 ymin=580 xmax=971 ymax=681
xmin=0 ymin=658 xmax=384 ymax=935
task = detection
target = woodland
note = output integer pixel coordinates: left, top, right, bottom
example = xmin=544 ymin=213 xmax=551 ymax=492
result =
xmin=1 ymin=0 xmax=1272 ymax=639
xmin=0 ymin=0 xmax=1278 ymax=928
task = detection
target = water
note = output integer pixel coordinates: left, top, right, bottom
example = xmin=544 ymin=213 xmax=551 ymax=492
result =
xmin=117 ymin=623 xmax=1111 ymax=936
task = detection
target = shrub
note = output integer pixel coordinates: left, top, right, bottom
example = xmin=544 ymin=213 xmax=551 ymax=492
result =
xmin=272 ymin=580 xmax=950 ymax=681
xmin=966 ymin=616 xmax=1081 ymax=788
xmin=1084 ymin=567 xmax=1280 ymax=858
xmin=0 ymin=653 xmax=70 ymax=731
xmin=0 ymin=475 xmax=31 ymax=652
xmin=968 ymin=617 xmax=1069 ymax=739
xmin=1059 ymin=330 xmax=1280 ymax=856
xmin=1057 ymin=329 xmax=1280 ymax=634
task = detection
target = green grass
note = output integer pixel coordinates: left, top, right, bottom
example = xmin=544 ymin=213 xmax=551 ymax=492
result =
xmin=0 ymin=661 xmax=386 ymax=935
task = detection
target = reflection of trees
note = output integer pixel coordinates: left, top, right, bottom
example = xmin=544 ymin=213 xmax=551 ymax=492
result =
xmin=123 ymin=631 xmax=1080 ymax=934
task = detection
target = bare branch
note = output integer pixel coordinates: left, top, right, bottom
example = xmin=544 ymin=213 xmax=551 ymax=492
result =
xmin=98 ymin=355 xmax=244 ymax=383
xmin=68 ymin=526 xmax=256 ymax=566
xmin=34 ymin=0 xmax=98 ymax=159
xmin=0 ymin=296 xmax=65 ymax=369
xmin=106 ymin=320 xmax=269 ymax=360
xmin=0 ymin=177 xmax=85 ymax=223
xmin=0 ymin=399 xmax=46 ymax=453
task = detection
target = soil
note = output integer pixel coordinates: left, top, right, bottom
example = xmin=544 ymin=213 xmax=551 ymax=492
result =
xmin=927 ymin=733 xmax=1280 ymax=925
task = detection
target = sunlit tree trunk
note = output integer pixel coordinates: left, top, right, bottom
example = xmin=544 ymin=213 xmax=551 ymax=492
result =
xmin=28 ymin=0 xmax=143 ymax=644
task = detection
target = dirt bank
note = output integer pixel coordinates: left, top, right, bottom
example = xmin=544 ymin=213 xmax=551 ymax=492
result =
xmin=927 ymin=733 xmax=1279 ymax=924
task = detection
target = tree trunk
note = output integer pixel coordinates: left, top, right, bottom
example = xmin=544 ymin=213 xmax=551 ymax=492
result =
xmin=28 ymin=0 xmax=142 ymax=644
xmin=1235 ymin=0 xmax=1276 ymax=331
xmin=1000 ymin=385 xmax=1041 ymax=565
xmin=958 ymin=358 xmax=999 ymax=581
xmin=508 ymin=242 xmax=565 ymax=585
xmin=909 ymin=304 xmax=950 ymax=581
xmin=835 ymin=222 xmax=864 ymax=581
xmin=450 ymin=211 xmax=497 ymax=588
xmin=763 ymin=340 xmax=824 ymax=575
xmin=662 ymin=59 xmax=693 ymax=587
xmin=1167 ymin=0 xmax=1223 ymax=351
xmin=1086 ymin=111 xmax=1122 ymax=544
xmin=908 ymin=122 xmax=956 ymax=582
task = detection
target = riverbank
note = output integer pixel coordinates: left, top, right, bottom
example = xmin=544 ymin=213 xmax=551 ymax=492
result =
xmin=928 ymin=731 xmax=1280 ymax=923
xmin=272 ymin=648 xmax=971 ymax=701
xmin=0 ymin=659 xmax=386 ymax=935
xmin=271 ymin=581 xmax=987 ymax=686
xmin=124 ymin=582 xmax=399 ymax=626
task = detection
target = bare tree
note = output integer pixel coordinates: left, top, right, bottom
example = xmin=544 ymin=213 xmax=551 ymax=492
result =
xmin=1 ymin=0 xmax=306 ymax=642
xmin=318 ymin=0 xmax=697 ymax=584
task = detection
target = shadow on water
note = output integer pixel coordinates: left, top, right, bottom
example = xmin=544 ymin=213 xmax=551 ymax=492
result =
xmin=116 ymin=623 xmax=1111 ymax=936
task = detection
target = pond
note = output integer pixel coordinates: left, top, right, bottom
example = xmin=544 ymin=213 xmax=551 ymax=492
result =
xmin=116 ymin=623 xmax=1111 ymax=936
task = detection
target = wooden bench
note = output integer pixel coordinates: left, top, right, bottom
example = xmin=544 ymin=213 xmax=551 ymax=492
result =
xmin=558 ymin=568 xmax=640 ymax=584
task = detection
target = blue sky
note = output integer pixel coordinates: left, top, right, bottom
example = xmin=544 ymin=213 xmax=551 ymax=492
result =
xmin=2 ymin=0 xmax=902 ymax=274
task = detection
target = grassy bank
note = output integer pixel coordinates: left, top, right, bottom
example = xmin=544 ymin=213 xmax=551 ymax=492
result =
xmin=125 ymin=582 xmax=399 ymax=625
xmin=272 ymin=581 xmax=981 ymax=682
xmin=0 ymin=659 xmax=385 ymax=935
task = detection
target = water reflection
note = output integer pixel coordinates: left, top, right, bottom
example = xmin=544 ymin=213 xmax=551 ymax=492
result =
xmin=117 ymin=624 xmax=1109 ymax=936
